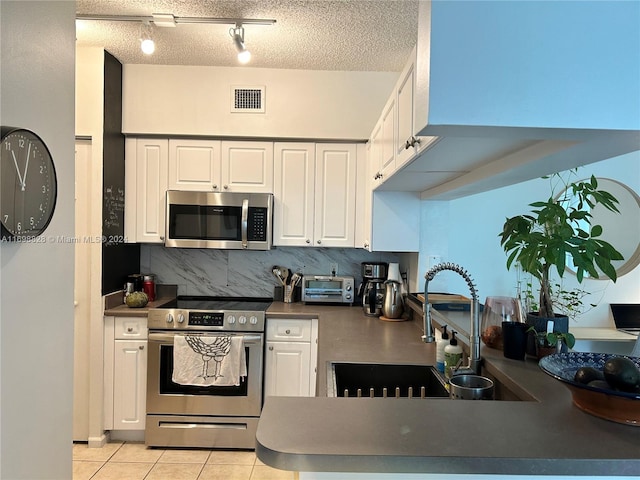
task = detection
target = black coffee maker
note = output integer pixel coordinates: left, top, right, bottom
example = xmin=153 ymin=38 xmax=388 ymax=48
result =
xmin=358 ymin=262 xmax=388 ymax=317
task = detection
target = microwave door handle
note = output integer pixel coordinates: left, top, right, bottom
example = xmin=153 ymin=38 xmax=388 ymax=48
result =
xmin=241 ymin=198 xmax=249 ymax=249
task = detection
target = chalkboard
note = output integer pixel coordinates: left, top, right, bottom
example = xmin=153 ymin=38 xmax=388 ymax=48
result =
xmin=103 ymin=184 xmax=124 ymax=243
xmin=101 ymin=51 xmax=140 ymax=295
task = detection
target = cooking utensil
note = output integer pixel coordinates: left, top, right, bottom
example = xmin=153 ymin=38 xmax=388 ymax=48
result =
xmin=272 ymin=266 xmax=286 ymax=286
xmin=284 ymin=272 xmax=302 ymax=303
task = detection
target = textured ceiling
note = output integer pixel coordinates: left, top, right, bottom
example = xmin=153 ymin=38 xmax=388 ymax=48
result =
xmin=76 ymin=0 xmax=419 ymax=71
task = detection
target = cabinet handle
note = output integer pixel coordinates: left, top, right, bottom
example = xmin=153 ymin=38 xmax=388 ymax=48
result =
xmin=317 ymin=240 xmax=321 ymax=245
xmin=306 ymin=239 xmax=311 ymax=244
xmin=224 ymin=185 xmax=229 ymax=190
xmin=269 ymin=346 xmax=274 ymax=351
xmin=212 ymin=184 xmax=218 ymax=190
xmin=139 ymin=345 xmax=144 ymax=350
xmin=160 ymin=236 xmax=165 ymax=241
xmin=285 ymin=329 xmax=291 ymax=335
xmin=405 ymin=136 xmax=421 ymax=149
xmin=127 ymin=327 xmax=133 ymax=332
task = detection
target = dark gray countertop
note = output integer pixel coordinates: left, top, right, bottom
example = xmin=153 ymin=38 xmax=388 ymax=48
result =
xmin=258 ymin=301 xmax=640 ymax=476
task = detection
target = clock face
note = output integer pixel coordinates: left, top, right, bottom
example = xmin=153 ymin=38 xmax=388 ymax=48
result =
xmin=1 ymin=127 xmax=57 ymax=239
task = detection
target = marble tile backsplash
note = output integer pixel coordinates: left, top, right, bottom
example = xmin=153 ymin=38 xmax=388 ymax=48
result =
xmin=140 ymin=245 xmax=401 ymax=297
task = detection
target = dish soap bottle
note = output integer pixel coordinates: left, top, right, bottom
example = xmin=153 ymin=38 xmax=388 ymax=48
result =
xmin=436 ymin=325 xmax=449 ymax=373
xmin=444 ymin=331 xmax=463 ymax=379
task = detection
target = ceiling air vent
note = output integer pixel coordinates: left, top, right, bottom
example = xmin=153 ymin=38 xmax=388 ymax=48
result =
xmin=231 ymin=86 xmax=265 ymax=113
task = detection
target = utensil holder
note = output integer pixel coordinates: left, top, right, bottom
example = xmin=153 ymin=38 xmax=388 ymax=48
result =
xmin=449 ymin=375 xmax=494 ymax=400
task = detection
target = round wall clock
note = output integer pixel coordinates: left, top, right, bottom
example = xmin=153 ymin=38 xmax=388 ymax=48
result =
xmin=1 ymin=126 xmax=57 ymax=239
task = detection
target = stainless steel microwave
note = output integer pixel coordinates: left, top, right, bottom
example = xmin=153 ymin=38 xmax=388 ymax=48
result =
xmin=165 ymin=190 xmax=273 ymax=250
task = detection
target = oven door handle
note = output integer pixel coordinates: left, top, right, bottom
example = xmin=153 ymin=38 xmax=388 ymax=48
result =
xmin=148 ymin=332 xmax=263 ymax=344
xmin=241 ymin=198 xmax=249 ymax=249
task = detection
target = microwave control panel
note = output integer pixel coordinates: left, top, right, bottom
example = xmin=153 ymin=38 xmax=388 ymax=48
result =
xmin=248 ymin=207 xmax=268 ymax=241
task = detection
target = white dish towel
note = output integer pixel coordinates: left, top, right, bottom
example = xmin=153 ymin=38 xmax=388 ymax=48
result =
xmin=172 ymin=334 xmax=246 ymax=387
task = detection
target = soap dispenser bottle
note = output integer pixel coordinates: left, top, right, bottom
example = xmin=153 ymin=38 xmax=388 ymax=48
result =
xmin=444 ymin=331 xmax=463 ymax=379
xmin=436 ymin=325 xmax=449 ymax=373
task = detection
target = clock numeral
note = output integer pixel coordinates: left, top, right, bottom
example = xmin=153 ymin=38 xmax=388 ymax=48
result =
xmin=39 ymin=204 xmax=44 ymax=212
xmin=18 ymin=139 xmax=25 ymax=148
xmin=3 ymin=215 xmax=8 ymax=223
xmin=30 ymin=217 xmax=35 ymax=227
xmin=40 ymin=165 xmax=45 ymax=174
xmin=42 ymin=185 xmax=46 ymax=194
xmin=16 ymin=222 xmax=22 ymax=232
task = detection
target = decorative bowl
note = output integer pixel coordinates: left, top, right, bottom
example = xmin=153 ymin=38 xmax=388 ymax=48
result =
xmin=539 ymin=352 xmax=640 ymax=426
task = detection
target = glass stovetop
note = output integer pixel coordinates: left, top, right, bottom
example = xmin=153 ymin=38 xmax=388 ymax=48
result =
xmin=157 ymin=296 xmax=272 ymax=312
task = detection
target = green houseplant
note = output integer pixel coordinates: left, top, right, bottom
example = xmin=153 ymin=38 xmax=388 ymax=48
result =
xmin=500 ymin=170 xmax=624 ymax=355
xmin=500 ymin=170 xmax=624 ymax=320
xmin=526 ymin=326 xmax=576 ymax=359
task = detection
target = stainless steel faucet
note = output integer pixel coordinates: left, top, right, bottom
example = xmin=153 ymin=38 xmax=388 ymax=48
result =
xmin=422 ymin=262 xmax=482 ymax=375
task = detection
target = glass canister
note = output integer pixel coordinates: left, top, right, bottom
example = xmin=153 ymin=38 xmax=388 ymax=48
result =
xmin=480 ymin=296 xmax=523 ymax=350
xmin=142 ymin=274 xmax=156 ymax=302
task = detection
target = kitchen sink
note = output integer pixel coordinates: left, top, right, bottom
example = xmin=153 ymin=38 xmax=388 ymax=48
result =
xmin=328 ymin=362 xmax=449 ymax=398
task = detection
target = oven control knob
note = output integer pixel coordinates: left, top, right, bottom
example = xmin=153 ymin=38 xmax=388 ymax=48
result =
xmin=228 ymin=315 xmax=236 ymax=324
xmin=177 ymin=313 xmax=185 ymax=324
xmin=166 ymin=313 xmax=174 ymax=324
xmin=239 ymin=315 xmax=247 ymax=324
xmin=249 ymin=316 xmax=258 ymax=325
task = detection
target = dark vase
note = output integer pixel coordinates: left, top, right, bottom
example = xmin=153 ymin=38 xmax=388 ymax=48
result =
xmin=525 ymin=312 xmax=569 ymax=357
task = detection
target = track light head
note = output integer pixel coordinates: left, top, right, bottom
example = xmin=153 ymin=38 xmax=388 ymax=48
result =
xmin=230 ymin=24 xmax=251 ymax=64
xmin=139 ymin=21 xmax=155 ymax=55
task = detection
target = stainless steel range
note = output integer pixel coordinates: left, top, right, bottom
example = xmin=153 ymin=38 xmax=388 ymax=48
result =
xmin=146 ymin=296 xmax=271 ymax=449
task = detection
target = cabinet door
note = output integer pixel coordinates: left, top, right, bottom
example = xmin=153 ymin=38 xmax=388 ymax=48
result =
xmin=379 ymin=96 xmax=396 ymax=182
xmin=113 ymin=340 xmax=147 ymax=430
xmin=136 ymin=139 xmax=168 ymax=243
xmin=395 ymin=59 xmax=416 ymax=169
xmin=168 ymin=139 xmax=221 ymax=191
xmin=273 ymin=143 xmax=315 ymax=246
xmin=264 ymin=341 xmax=312 ymax=397
xmin=221 ymin=141 xmax=274 ymax=192
xmin=314 ymin=144 xmax=357 ymax=248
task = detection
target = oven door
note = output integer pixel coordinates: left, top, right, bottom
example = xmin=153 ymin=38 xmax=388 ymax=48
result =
xmin=147 ymin=332 xmax=264 ymax=417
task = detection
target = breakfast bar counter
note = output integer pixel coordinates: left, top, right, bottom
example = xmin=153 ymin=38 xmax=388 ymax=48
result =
xmin=258 ymin=302 xmax=640 ymax=477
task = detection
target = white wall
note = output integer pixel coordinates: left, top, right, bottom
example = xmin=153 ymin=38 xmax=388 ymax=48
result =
xmin=75 ymin=46 xmax=109 ymax=446
xmin=0 ymin=1 xmax=76 ymax=478
xmin=122 ymin=64 xmax=397 ymax=139
xmin=419 ymin=152 xmax=640 ymax=329
xmin=428 ymin=1 xmax=640 ymax=130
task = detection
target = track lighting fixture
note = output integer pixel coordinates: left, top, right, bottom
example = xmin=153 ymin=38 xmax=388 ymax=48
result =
xmin=77 ymin=14 xmax=275 ymax=62
xmin=139 ymin=21 xmax=155 ymax=55
xmin=230 ymin=24 xmax=251 ymax=64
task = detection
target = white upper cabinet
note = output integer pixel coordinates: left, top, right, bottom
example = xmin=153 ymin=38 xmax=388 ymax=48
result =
xmin=376 ymin=1 xmax=639 ymax=199
xmin=168 ymin=140 xmax=273 ymax=193
xmin=133 ymin=139 xmax=168 ymax=244
xmin=274 ymin=143 xmax=358 ymax=248
xmin=273 ymin=143 xmax=315 ymax=246
xmin=168 ymin=139 xmax=221 ymax=191
xmin=313 ymin=144 xmax=357 ymax=248
xmin=395 ymin=55 xmax=416 ymax=170
xmin=221 ymin=141 xmax=274 ymax=192
xmin=378 ymin=95 xmax=396 ymax=183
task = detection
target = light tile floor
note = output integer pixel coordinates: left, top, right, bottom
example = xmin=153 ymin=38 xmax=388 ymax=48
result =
xmin=73 ymin=442 xmax=298 ymax=480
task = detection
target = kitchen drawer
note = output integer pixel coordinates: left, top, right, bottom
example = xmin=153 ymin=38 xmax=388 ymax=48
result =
xmin=115 ymin=316 xmax=148 ymax=340
xmin=267 ymin=319 xmax=312 ymax=342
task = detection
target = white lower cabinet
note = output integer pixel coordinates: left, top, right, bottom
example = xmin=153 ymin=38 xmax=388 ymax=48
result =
xmin=264 ymin=318 xmax=318 ymax=397
xmin=104 ymin=316 xmax=148 ymax=431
